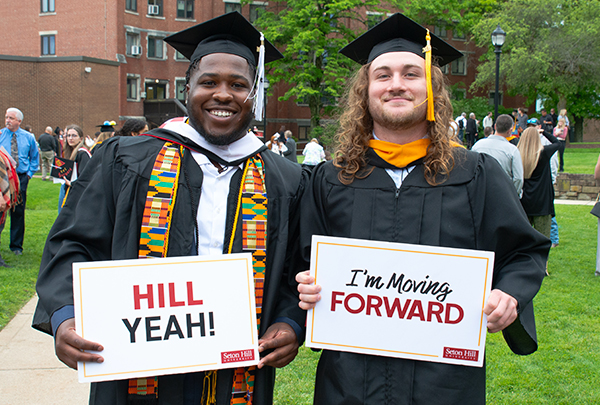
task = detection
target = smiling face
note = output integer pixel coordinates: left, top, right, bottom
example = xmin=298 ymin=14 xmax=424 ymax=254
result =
xmin=186 ymin=53 xmax=254 ymax=146
xmin=66 ymin=128 xmax=82 ymax=147
xmin=367 ymin=52 xmax=428 ymax=141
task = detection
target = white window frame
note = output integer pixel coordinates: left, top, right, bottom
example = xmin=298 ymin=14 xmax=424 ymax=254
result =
xmin=127 ymin=74 xmax=141 ymax=101
xmin=147 ymin=35 xmax=166 ymax=60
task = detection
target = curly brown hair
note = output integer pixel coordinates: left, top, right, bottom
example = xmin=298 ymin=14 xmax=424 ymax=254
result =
xmin=334 ymin=61 xmax=457 ymax=186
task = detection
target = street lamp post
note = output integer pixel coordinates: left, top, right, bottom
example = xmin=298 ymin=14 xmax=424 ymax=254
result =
xmin=491 ymin=25 xmax=506 ymax=123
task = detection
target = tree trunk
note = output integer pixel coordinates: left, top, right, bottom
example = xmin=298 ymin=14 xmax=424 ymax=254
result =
xmin=572 ymin=115 xmax=584 ymax=142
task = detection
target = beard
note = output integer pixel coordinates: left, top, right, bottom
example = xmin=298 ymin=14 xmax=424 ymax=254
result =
xmin=369 ymin=94 xmax=427 ymax=132
xmin=188 ymin=109 xmax=254 ymax=146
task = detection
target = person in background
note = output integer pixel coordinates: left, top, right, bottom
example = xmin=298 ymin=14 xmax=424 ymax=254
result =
xmin=54 ymin=127 xmax=64 ymax=157
xmin=483 ymin=126 xmax=493 ymax=137
xmin=38 ymin=126 xmax=59 ymax=181
xmin=57 ymin=125 xmax=92 ymax=212
xmin=95 ymin=121 xmax=116 ymax=144
xmin=282 ymin=130 xmax=298 ymax=163
xmin=0 ymin=108 xmax=40 ymax=256
xmin=472 ymin=114 xmax=523 ymax=197
xmin=465 ymin=112 xmax=478 ymax=149
xmin=517 ymin=107 xmax=528 ymax=134
xmin=114 ymin=118 xmax=148 ymax=137
xmin=482 ymin=111 xmax=493 ymax=129
xmin=301 ymin=138 xmax=325 ymax=166
xmin=554 ymin=118 xmax=568 ymax=172
xmin=266 ymin=133 xmax=287 ymax=156
xmin=540 ymin=109 xmax=553 ymax=134
xmin=454 ymin=112 xmax=467 ymax=143
xmin=518 ymin=126 xmax=560 ymax=274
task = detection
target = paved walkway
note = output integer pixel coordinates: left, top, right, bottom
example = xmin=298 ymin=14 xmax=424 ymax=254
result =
xmin=0 ymin=198 xmax=593 ymax=404
xmin=0 ymin=296 xmax=89 ymax=404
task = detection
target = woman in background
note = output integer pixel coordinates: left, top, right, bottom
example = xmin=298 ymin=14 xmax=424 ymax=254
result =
xmin=58 ymin=125 xmax=92 ymax=212
xmin=518 ymin=127 xmax=560 ymax=273
xmin=554 ymin=117 xmax=568 ymax=172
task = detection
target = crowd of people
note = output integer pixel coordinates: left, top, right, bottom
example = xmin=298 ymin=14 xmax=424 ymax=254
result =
xmin=0 ymin=10 xmax=591 ymax=405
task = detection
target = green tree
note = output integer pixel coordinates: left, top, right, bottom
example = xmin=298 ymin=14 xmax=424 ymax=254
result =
xmin=471 ymin=0 xmax=600 ymax=141
xmin=248 ymin=0 xmax=383 ymax=137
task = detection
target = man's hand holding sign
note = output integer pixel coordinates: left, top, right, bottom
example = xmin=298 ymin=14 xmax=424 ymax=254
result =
xmin=297 ymin=236 xmax=502 ymax=367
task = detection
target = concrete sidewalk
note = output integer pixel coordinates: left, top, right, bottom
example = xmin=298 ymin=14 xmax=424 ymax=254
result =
xmin=0 ymin=295 xmax=89 ymax=404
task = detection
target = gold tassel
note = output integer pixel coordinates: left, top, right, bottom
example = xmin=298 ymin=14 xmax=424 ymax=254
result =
xmin=423 ymin=29 xmax=435 ymax=121
xmin=202 ymin=370 xmax=218 ymax=405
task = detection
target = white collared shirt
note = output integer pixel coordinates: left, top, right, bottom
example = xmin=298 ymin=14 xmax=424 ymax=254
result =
xmin=161 ymin=118 xmax=264 ymax=255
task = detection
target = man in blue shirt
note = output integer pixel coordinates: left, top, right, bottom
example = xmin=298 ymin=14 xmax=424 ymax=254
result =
xmin=1 ymin=108 xmax=40 ymax=255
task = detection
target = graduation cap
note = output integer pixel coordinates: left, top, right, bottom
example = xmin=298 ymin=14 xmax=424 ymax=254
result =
xmin=96 ymin=120 xmax=115 ymax=132
xmin=164 ymin=12 xmax=283 ymax=121
xmin=340 ymin=13 xmax=463 ymax=121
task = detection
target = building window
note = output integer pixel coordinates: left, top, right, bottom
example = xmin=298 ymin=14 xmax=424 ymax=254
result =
xmin=452 ymin=29 xmax=466 ymax=40
xmin=148 ymin=36 xmax=164 ymax=59
xmin=126 ymin=0 xmax=137 ymax=12
xmin=489 ymin=91 xmax=503 ymax=106
xmin=434 ymin=26 xmax=447 ymax=38
xmin=440 ymin=64 xmax=449 ymax=74
xmin=126 ymin=32 xmax=141 ymax=56
xmin=41 ymin=0 xmax=55 ymax=13
xmin=177 ymin=0 xmax=194 ymax=19
xmin=175 ymin=51 xmax=188 ymax=61
xmin=366 ymin=13 xmax=384 ymax=29
xmin=249 ymin=4 xmax=264 ymax=23
xmin=452 ymin=88 xmax=467 ymax=100
xmin=146 ymin=82 xmax=167 ymax=100
xmin=297 ymin=126 xmax=310 ymax=141
xmin=224 ymin=2 xmax=241 ymax=14
xmin=127 ymin=77 xmax=140 ymax=101
xmin=147 ymin=0 xmax=163 ymax=16
xmin=41 ymin=35 xmax=55 ymax=55
xmin=451 ymin=56 xmax=466 ymax=75
xmin=175 ymin=79 xmax=187 ymax=102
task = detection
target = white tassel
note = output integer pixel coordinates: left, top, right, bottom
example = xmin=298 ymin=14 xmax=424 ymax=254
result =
xmin=248 ymin=33 xmax=266 ymax=121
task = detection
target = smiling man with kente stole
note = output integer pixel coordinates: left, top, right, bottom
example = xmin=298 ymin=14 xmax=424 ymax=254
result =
xmin=34 ymin=12 xmax=307 ymax=405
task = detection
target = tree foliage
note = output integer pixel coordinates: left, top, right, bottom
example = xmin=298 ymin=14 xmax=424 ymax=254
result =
xmin=471 ymin=0 xmax=600 ymax=140
xmin=248 ymin=0 xmax=382 ymax=135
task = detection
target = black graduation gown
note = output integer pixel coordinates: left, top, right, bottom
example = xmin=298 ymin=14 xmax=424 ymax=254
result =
xmin=299 ymin=148 xmax=549 ymax=405
xmin=33 ymin=129 xmax=309 ymax=405
xmin=520 ymin=131 xmax=560 ymax=217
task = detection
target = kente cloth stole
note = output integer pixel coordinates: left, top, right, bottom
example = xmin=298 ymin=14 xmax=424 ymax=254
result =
xmin=129 ymin=146 xmax=267 ymax=405
xmin=228 ymin=156 xmax=267 ymax=405
xmin=128 ymin=142 xmax=182 ymax=402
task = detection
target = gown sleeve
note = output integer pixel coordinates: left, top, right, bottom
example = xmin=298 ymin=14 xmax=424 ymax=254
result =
xmin=33 ymin=138 xmax=125 ymax=335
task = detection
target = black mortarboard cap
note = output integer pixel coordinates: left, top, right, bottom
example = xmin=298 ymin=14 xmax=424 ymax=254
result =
xmin=340 ymin=13 xmax=463 ymax=67
xmin=164 ymin=11 xmax=283 ymax=67
xmin=96 ymin=120 xmax=115 ymax=132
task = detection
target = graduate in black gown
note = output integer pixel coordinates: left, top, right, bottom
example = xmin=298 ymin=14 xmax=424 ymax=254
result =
xmin=33 ymin=12 xmax=307 ymax=405
xmin=296 ymin=13 xmax=549 ymax=405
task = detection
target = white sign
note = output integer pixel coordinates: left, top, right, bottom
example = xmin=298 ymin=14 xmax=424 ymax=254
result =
xmin=306 ymin=236 xmax=494 ymax=367
xmin=73 ymin=253 xmax=259 ymax=383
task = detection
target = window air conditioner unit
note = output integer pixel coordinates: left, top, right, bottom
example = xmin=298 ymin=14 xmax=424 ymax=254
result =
xmin=141 ymin=91 xmax=147 ymax=98
xmin=131 ymin=45 xmax=142 ymax=56
xmin=148 ymin=5 xmax=160 ymax=15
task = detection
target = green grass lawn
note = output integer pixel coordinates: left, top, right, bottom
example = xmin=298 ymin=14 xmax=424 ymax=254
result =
xmin=0 ymin=178 xmax=60 ymax=330
xmin=2 ymin=158 xmax=600 ymax=403
xmin=563 ymin=147 xmax=600 ymax=175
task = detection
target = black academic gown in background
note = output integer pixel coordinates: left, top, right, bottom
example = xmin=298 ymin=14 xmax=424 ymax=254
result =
xmin=33 ymin=129 xmax=308 ymax=405
xmin=299 ymin=148 xmax=549 ymax=405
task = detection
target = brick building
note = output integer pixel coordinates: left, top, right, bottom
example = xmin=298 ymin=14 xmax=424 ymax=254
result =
xmin=0 ymin=0 xmax=526 ymax=141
